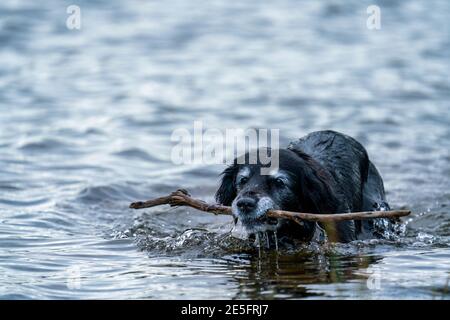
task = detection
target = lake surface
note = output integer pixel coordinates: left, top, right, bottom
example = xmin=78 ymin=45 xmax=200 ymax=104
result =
xmin=0 ymin=0 xmax=449 ymax=299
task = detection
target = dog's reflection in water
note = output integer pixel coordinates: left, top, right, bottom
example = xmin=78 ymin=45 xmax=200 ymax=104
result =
xmin=228 ymin=247 xmax=382 ymax=299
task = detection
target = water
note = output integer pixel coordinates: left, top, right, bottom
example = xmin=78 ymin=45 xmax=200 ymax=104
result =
xmin=0 ymin=0 xmax=449 ymax=299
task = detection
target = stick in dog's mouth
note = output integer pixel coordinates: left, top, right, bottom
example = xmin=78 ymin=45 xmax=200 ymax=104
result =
xmin=129 ymin=189 xmax=411 ymax=224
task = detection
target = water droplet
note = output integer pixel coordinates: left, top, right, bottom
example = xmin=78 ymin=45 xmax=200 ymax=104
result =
xmin=274 ymin=231 xmax=279 ymax=252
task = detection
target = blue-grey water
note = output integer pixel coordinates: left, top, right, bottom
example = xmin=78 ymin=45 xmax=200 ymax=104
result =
xmin=0 ymin=0 xmax=449 ymax=299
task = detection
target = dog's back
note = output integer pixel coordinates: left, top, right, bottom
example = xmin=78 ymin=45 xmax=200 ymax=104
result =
xmin=288 ymin=130 xmax=391 ymax=239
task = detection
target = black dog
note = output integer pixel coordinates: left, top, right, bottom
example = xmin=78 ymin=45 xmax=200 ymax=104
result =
xmin=215 ymin=130 xmax=391 ymax=243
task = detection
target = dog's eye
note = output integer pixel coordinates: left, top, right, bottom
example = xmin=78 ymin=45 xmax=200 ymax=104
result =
xmin=274 ymin=177 xmax=285 ymax=187
xmin=237 ymin=177 xmax=248 ymax=186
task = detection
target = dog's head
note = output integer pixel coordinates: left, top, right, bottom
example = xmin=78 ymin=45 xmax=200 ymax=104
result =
xmin=215 ymin=148 xmax=337 ymax=234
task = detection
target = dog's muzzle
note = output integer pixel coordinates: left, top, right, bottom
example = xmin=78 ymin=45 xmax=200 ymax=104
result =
xmin=231 ymin=196 xmax=279 ymax=233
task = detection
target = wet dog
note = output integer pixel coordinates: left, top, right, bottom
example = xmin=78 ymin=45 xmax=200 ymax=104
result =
xmin=215 ymin=130 xmax=391 ymax=243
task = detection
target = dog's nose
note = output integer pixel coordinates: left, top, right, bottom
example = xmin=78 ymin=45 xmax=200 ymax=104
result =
xmin=236 ymin=197 xmax=257 ymax=213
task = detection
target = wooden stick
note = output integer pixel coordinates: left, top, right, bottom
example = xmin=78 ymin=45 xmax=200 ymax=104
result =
xmin=129 ymin=189 xmax=411 ymax=223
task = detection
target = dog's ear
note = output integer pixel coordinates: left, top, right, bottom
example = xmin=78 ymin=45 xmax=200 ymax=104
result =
xmin=288 ymin=148 xmax=340 ymax=213
xmin=215 ymin=164 xmax=237 ymax=205
xmin=300 ymin=168 xmax=339 ymax=213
